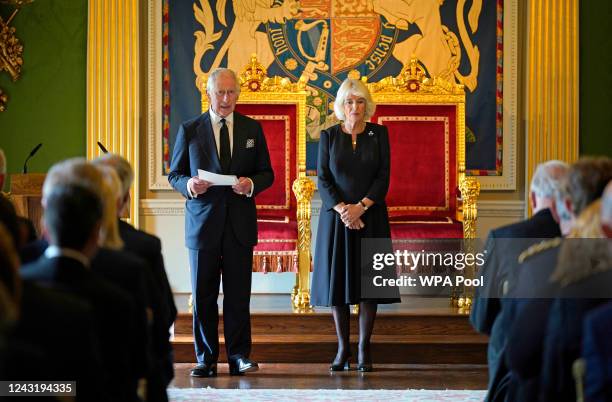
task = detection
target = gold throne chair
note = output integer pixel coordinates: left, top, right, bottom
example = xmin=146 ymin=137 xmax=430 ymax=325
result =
xmin=361 ymin=58 xmax=481 ymax=309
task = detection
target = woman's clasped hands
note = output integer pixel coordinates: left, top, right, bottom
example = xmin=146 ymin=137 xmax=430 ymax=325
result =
xmin=334 ymin=203 xmax=365 ymax=230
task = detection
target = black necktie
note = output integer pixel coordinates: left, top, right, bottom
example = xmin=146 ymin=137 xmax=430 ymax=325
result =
xmin=219 ymin=118 xmax=231 ymax=173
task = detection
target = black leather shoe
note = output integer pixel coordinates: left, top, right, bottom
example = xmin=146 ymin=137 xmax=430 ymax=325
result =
xmin=190 ymin=362 xmax=217 ymax=377
xmin=228 ymin=356 xmax=259 ymax=375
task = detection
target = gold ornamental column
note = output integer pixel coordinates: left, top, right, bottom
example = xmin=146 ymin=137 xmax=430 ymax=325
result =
xmin=86 ymin=0 xmax=140 ymax=226
xmin=526 ymin=0 xmax=579 ymax=210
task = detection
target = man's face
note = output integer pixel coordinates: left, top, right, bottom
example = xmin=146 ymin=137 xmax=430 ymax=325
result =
xmin=207 ymin=73 xmax=239 ymax=117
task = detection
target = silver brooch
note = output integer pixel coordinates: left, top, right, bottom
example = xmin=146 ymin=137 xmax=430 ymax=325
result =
xmin=368 ymin=130 xmax=374 ymax=136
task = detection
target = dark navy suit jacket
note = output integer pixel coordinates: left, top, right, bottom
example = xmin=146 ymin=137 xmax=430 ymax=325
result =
xmin=582 ymin=301 xmax=612 ymax=402
xmin=469 ymin=209 xmax=561 ymax=401
xmin=168 ymin=111 xmax=274 ymax=250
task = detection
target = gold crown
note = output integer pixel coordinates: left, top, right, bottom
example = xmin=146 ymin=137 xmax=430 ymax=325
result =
xmin=239 ymin=54 xmax=267 ymax=92
xmin=399 ymin=56 xmax=426 ymax=92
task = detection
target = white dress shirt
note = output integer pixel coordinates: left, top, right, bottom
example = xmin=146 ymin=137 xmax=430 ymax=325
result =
xmin=209 ymin=107 xmax=235 ymax=157
xmin=187 ymin=108 xmax=254 ymax=198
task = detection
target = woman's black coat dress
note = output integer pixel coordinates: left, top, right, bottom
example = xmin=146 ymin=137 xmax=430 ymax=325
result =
xmin=311 ymin=122 xmax=401 ymax=306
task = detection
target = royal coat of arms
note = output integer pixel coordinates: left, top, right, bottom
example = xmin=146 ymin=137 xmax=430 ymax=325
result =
xmin=164 ymin=0 xmax=502 ymax=174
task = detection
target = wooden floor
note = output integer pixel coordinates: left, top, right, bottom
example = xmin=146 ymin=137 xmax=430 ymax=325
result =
xmin=170 ymin=363 xmax=488 ymax=390
xmin=172 ymin=294 xmax=488 ymax=365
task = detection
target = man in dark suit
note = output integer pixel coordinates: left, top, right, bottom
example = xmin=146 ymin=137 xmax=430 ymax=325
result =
xmin=470 ymin=160 xmax=568 ymax=401
xmin=507 ymin=157 xmax=612 ymax=402
xmin=168 ymin=68 xmax=274 ymax=377
xmin=582 ymin=300 xmax=612 ymax=402
xmin=95 ymin=153 xmax=177 ymax=400
xmin=21 ymin=184 xmax=138 ymax=401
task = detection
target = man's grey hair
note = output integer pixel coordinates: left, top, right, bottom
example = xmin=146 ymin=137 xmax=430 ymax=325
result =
xmin=530 ymin=160 xmax=569 ymax=198
xmin=0 ymin=148 xmax=5 ymax=174
xmin=333 ymin=78 xmax=376 ymax=121
xmin=42 ymin=158 xmax=105 ymax=203
xmin=566 ymin=157 xmax=612 ymax=216
xmin=206 ymin=68 xmax=240 ymax=96
xmin=93 ymin=154 xmax=134 ymax=198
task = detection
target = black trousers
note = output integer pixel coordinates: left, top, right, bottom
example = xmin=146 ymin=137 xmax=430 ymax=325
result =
xmin=189 ymin=216 xmax=253 ymax=364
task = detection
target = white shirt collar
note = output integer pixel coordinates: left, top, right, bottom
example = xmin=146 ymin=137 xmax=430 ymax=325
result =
xmin=209 ymin=107 xmax=234 ymax=126
xmin=44 ymin=245 xmax=91 ymax=268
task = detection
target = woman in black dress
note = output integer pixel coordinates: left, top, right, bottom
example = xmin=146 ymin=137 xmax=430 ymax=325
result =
xmin=312 ymin=78 xmax=399 ymax=372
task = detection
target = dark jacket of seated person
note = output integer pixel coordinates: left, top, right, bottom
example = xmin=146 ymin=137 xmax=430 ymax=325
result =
xmin=20 ymin=185 xmax=138 ymax=401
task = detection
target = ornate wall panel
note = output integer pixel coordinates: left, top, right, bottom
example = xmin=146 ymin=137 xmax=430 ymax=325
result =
xmin=87 ymin=0 xmax=141 ymax=225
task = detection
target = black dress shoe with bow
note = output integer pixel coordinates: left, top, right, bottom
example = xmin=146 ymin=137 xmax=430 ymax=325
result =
xmin=190 ymin=362 xmax=217 ymax=377
xmin=228 ymin=356 xmax=259 ymax=376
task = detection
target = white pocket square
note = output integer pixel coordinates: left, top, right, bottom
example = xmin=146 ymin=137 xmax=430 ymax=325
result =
xmin=246 ymin=139 xmax=255 ymax=148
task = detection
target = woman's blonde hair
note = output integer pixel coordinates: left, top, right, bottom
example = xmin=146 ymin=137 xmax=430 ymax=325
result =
xmin=333 ymin=78 xmax=376 ymax=121
xmin=96 ymin=165 xmax=124 ymax=250
xmin=551 ymin=199 xmax=612 ymax=286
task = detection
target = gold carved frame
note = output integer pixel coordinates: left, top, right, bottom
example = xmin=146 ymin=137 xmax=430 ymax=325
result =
xmin=356 ymin=59 xmax=481 ymax=241
xmin=362 ymin=59 xmax=480 ymax=311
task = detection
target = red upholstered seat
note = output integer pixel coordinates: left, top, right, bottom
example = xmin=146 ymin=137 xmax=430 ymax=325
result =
xmin=389 ymin=215 xmax=464 ymax=239
xmin=233 ymin=102 xmax=301 ymax=273
xmin=391 ymin=218 xmax=463 ymax=239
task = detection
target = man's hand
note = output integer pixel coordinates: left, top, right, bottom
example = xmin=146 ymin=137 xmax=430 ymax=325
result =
xmin=232 ymin=177 xmax=252 ymax=196
xmin=189 ymin=177 xmax=211 ymax=196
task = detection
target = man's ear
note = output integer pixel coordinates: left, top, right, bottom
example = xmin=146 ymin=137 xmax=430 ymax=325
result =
xmin=530 ymin=191 xmax=537 ymax=211
xmin=565 ymin=198 xmax=575 ymax=219
xmin=550 ymin=199 xmax=561 ymax=223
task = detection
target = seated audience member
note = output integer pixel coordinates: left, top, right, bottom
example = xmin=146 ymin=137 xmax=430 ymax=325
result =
xmin=17 ymin=216 xmax=38 ymax=245
xmin=20 ymin=179 xmax=137 ymax=401
xmin=0 ymin=194 xmax=21 ymax=251
xmin=470 ymin=160 xmax=568 ymax=401
xmin=0 ymin=212 xmax=105 ymax=400
xmin=506 ymin=157 xmax=612 ymax=401
xmin=538 ymin=179 xmax=612 ymax=402
xmin=95 ymin=153 xmax=176 ymax=401
xmin=18 ymin=159 xmax=153 ymax=399
xmin=582 ymin=300 xmax=612 ymax=402
xmin=0 ymin=223 xmax=20 ymax=382
xmin=89 ymin=165 xmax=152 ymax=399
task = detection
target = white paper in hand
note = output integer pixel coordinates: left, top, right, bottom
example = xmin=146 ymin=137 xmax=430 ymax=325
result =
xmin=197 ymin=169 xmax=238 ymax=186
